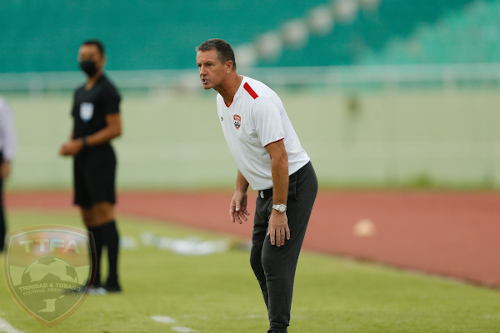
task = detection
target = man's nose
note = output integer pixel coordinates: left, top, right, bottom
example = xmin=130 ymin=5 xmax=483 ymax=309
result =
xmin=199 ymin=66 xmax=207 ymax=75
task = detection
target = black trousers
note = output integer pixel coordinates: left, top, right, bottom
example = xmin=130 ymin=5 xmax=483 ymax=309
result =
xmin=0 ymin=151 xmax=5 ymax=252
xmin=250 ymin=161 xmax=318 ymax=333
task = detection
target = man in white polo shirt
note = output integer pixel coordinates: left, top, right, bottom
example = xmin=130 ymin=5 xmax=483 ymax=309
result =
xmin=196 ymin=39 xmax=318 ymax=333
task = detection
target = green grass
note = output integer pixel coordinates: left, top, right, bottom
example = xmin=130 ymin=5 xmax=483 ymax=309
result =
xmin=1 ymin=210 xmax=500 ymax=332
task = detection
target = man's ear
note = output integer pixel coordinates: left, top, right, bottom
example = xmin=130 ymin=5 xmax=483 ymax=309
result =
xmin=100 ymin=55 xmax=107 ymax=68
xmin=226 ymin=60 xmax=233 ymax=73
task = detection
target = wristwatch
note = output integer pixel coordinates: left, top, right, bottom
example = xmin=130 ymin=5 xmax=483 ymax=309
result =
xmin=272 ymin=204 xmax=287 ymax=213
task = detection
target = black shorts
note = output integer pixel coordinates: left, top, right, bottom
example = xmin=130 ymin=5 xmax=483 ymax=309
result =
xmin=73 ymin=145 xmax=117 ymax=208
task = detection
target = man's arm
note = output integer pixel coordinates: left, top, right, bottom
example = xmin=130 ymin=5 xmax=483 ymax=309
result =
xmin=229 ymin=170 xmax=250 ymax=224
xmin=265 ymin=139 xmax=290 ymax=247
xmin=59 ymin=114 xmax=121 ymax=156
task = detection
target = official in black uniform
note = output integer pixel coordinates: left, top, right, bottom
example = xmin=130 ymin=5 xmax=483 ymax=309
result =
xmin=59 ymin=40 xmax=122 ymax=294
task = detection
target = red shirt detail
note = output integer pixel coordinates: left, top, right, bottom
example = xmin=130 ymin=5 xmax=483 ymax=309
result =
xmin=244 ymin=82 xmax=259 ymax=99
xmin=224 ymin=98 xmax=234 ymax=107
xmin=264 ymin=138 xmax=284 ymax=147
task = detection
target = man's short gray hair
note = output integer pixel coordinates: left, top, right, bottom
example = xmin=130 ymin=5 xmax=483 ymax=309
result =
xmin=196 ymin=38 xmax=237 ymax=71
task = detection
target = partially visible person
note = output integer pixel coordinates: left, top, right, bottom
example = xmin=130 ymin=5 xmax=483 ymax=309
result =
xmin=0 ymin=96 xmax=16 ymax=252
xmin=59 ymin=39 xmax=122 ymax=294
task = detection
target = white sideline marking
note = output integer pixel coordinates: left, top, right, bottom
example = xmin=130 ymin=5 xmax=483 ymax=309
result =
xmin=0 ymin=318 xmax=24 ymax=333
xmin=151 ymin=316 xmax=177 ymax=324
xmin=172 ymin=327 xmax=196 ymax=333
xmin=150 ymin=315 xmax=196 ymax=332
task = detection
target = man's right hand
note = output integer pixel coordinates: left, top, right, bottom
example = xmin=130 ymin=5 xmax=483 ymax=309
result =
xmin=59 ymin=139 xmax=83 ymax=156
xmin=229 ymin=190 xmax=250 ymax=224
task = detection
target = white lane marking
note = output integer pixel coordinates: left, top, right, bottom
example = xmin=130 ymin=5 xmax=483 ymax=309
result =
xmin=171 ymin=327 xmax=196 ymax=333
xmin=0 ymin=318 xmax=24 ymax=333
xmin=151 ymin=316 xmax=177 ymax=324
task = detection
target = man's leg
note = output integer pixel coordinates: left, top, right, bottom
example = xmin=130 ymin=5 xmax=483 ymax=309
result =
xmin=80 ymin=207 xmax=103 ymax=288
xmin=262 ymin=163 xmax=318 ymax=333
xmin=250 ymin=194 xmax=273 ymax=309
xmin=92 ymin=202 xmax=121 ymax=291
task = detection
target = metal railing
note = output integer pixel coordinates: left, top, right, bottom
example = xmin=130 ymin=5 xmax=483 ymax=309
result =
xmin=1 ymin=63 xmax=500 ymax=95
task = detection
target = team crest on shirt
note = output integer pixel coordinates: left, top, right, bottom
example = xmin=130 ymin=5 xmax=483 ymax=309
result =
xmin=79 ymin=103 xmax=94 ymax=123
xmin=233 ymin=115 xmax=241 ymax=130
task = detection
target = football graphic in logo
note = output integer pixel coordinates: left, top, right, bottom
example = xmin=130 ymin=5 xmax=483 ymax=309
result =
xmin=4 ymin=226 xmax=94 ymax=327
xmin=233 ymin=115 xmax=241 ymax=130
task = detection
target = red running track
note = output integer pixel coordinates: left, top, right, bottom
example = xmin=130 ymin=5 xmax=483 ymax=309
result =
xmin=6 ymin=190 xmax=500 ymax=287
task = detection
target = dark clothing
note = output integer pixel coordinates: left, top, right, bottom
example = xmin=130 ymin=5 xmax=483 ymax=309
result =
xmin=0 ymin=151 xmax=4 ymax=252
xmin=71 ymin=74 xmax=120 ymax=207
xmin=87 ymin=224 xmax=104 ymax=287
xmin=87 ymin=220 xmax=120 ymax=290
xmin=72 ymin=75 xmax=120 ymax=141
xmin=101 ymin=220 xmax=120 ymax=290
xmin=73 ymin=145 xmax=116 ymax=207
xmin=250 ymin=161 xmax=318 ymax=333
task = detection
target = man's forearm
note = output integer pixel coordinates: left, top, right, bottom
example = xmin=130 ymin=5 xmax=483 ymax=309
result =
xmin=271 ymin=153 xmax=288 ymax=205
xmin=235 ymin=170 xmax=249 ymax=192
xmin=85 ymin=126 xmax=121 ymax=147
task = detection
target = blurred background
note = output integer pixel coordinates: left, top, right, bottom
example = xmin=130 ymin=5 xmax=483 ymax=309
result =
xmin=1 ymin=0 xmax=499 ymax=190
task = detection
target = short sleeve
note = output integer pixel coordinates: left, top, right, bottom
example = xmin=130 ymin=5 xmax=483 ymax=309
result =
xmin=70 ymin=88 xmax=78 ymax=116
xmin=104 ymin=85 xmax=121 ymax=115
xmin=251 ymin=96 xmax=285 ymax=147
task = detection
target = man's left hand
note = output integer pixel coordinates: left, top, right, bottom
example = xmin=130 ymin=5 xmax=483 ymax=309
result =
xmin=268 ymin=211 xmax=290 ymax=247
xmin=59 ymin=139 xmax=83 ymax=156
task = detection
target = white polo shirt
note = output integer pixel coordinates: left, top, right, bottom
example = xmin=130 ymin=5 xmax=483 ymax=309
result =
xmin=217 ymin=76 xmax=310 ymax=190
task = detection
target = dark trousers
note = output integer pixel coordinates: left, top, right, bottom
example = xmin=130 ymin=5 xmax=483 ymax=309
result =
xmin=0 ymin=151 xmax=5 ymax=252
xmin=250 ymin=161 xmax=318 ymax=333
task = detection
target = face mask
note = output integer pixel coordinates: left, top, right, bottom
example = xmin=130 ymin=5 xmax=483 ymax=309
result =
xmin=79 ymin=60 xmax=98 ymax=77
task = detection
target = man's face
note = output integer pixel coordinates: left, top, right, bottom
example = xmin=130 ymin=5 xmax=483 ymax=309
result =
xmin=77 ymin=44 xmax=105 ymax=72
xmin=196 ymin=49 xmax=229 ymax=90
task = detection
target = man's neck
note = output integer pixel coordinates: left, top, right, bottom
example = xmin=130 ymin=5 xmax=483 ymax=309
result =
xmin=215 ymin=74 xmax=243 ymax=105
xmin=85 ymin=71 xmax=103 ymax=90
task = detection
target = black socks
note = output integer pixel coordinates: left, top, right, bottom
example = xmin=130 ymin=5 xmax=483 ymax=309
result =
xmin=87 ymin=224 xmax=104 ymax=287
xmin=87 ymin=220 xmax=121 ymax=290
xmin=101 ymin=220 xmax=120 ymax=289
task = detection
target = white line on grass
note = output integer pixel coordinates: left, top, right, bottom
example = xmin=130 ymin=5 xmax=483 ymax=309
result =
xmin=150 ymin=315 xmax=196 ymax=332
xmin=0 ymin=318 xmax=24 ymax=333
xmin=171 ymin=327 xmax=196 ymax=333
xmin=151 ymin=316 xmax=177 ymax=324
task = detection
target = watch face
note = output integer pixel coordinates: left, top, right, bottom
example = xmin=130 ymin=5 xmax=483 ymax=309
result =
xmin=273 ymin=204 xmax=286 ymax=213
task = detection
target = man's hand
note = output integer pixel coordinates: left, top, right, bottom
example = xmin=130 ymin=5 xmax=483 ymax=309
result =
xmin=268 ymin=210 xmax=290 ymax=247
xmin=59 ymin=139 xmax=83 ymax=156
xmin=230 ymin=190 xmax=250 ymax=224
xmin=1 ymin=161 xmax=10 ymax=179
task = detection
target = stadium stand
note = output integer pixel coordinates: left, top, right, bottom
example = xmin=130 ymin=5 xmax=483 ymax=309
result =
xmin=3 ymin=0 xmax=496 ymax=72
xmin=358 ymin=0 xmax=500 ymax=65
xmin=258 ymin=0 xmax=491 ymax=67
xmin=0 ymin=0 xmax=327 ymax=73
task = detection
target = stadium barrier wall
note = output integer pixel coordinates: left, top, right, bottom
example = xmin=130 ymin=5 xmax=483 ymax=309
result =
xmin=2 ymin=64 xmax=499 ymax=190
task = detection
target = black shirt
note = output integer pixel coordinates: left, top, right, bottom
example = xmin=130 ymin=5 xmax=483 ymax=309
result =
xmin=71 ymin=75 xmax=121 ymax=143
